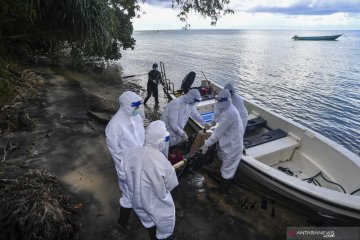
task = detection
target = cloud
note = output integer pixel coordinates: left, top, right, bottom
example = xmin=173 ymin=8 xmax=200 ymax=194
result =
xmin=144 ymin=0 xmax=360 ymax=16
xmin=144 ymin=0 xmax=174 ymax=8
xmin=233 ymin=0 xmax=360 ymax=16
xmin=133 ymin=1 xmax=360 ymax=30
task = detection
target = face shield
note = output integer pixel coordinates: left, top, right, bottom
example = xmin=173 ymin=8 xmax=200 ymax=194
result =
xmin=131 ymin=100 xmax=145 ymax=119
xmin=214 ymin=89 xmax=232 ymax=112
xmin=189 ymin=97 xmax=201 ymax=107
xmin=186 ymin=89 xmax=202 ymax=106
xmin=161 ymin=135 xmax=170 ymax=158
xmin=119 ymin=91 xmax=143 ymax=117
xmin=214 ymin=96 xmax=229 ymax=102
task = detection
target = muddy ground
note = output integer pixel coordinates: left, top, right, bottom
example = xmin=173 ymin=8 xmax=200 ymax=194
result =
xmin=1 ymin=67 xmax=357 ymax=240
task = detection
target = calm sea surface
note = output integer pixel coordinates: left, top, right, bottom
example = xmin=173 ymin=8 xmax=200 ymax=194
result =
xmin=120 ymin=30 xmax=360 ymax=155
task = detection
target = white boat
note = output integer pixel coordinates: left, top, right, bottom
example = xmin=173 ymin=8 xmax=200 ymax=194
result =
xmin=159 ymin=62 xmax=360 ymax=220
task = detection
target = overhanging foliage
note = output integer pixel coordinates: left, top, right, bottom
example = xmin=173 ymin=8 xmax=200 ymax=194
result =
xmin=173 ymin=0 xmax=234 ymax=28
xmin=0 ymin=0 xmax=232 ymax=62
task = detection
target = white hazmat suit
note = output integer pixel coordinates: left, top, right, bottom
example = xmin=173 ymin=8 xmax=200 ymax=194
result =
xmin=202 ymin=89 xmax=244 ymax=180
xmin=124 ymin=120 xmax=179 ymax=239
xmin=224 ymin=83 xmax=248 ymax=133
xmin=213 ymin=83 xmax=248 ymax=134
xmin=105 ymin=91 xmax=145 ymax=208
xmin=161 ymin=89 xmax=206 ymax=146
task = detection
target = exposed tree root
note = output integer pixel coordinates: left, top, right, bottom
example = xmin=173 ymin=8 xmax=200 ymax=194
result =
xmin=0 ymin=166 xmax=79 ymax=240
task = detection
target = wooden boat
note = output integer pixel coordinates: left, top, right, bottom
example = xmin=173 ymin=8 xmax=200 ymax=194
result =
xmin=159 ymin=62 xmax=360 ymax=221
xmin=292 ymin=34 xmax=342 ymax=41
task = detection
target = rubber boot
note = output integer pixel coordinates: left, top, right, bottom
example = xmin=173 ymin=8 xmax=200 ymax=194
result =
xmin=162 ymin=234 xmax=176 ymax=240
xmin=147 ymin=226 xmax=157 ymax=240
xmin=117 ymin=207 xmax=134 ymax=235
xmin=219 ymin=177 xmax=232 ymax=194
xmin=148 ymin=227 xmax=176 ymax=240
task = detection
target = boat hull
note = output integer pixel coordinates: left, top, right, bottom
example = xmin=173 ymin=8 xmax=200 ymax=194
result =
xmin=292 ymin=34 xmax=342 ymax=41
xmin=159 ymin=63 xmax=360 ymax=221
xmin=238 ymin=159 xmax=360 ymax=221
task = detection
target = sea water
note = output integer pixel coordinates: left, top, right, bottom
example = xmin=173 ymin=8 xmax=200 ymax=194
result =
xmin=120 ymin=30 xmax=360 ymax=155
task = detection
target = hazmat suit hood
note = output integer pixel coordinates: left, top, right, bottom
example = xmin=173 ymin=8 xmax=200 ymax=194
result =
xmin=224 ymin=83 xmax=248 ymax=133
xmin=224 ymin=83 xmax=235 ymax=96
xmin=215 ymin=89 xmax=232 ymax=112
xmin=161 ymin=88 xmax=205 ymax=146
xmin=145 ymin=120 xmax=170 ymax=153
xmin=183 ymin=89 xmax=202 ymax=105
xmin=119 ymin=91 xmax=144 ymax=118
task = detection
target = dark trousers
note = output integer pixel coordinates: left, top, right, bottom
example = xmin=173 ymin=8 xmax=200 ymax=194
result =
xmin=144 ymin=84 xmax=159 ymax=104
xmin=118 ymin=206 xmax=132 ymax=227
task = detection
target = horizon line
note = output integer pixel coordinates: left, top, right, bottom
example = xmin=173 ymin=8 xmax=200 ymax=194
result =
xmin=134 ymin=28 xmax=359 ymax=31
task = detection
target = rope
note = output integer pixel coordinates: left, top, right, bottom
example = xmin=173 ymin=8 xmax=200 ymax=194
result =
xmin=350 ymin=188 xmax=360 ymax=195
xmin=302 ymin=171 xmax=346 ymax=193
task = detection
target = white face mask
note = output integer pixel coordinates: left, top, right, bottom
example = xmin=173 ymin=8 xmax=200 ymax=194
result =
xmin=132 ymin=108 xmax=141 ymax=116
xmin=132 ymin=106 xmax=145 ymax=119
xmin=215 ymin=101 xmax=227 ymax=112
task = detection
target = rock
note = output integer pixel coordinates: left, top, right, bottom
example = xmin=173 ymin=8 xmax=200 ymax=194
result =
xmin=17 ymin=110 xmax=33 ymax=130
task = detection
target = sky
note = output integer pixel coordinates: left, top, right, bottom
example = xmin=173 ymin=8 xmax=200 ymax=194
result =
xmin=132 ymin=0 xmax=360 ymax=30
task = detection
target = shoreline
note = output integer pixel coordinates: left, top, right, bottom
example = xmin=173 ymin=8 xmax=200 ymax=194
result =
xmin=1 ymin=65 xmax=355 ymax=240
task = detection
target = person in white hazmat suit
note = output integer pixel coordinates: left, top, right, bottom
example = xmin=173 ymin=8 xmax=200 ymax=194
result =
xmin=201 ymin=89 xmax=244 ymax=193
xmin=105 ymin=91 xmax=145 ymax=234
xmin=124 ymin=120 xmax=179 ymax=240
xmin=212 ymin=83 xmax=248 ymax=135
xmin=161 ymin=89 xmax=208 ymax=146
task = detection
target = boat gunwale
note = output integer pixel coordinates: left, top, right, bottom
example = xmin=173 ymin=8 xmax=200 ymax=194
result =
xmin=241 ymin=97 xmax=360 ymax=164
xmin=240 ymin=159 xmax=360 ymax=219
xmin=162 ymin=73 xmax=360 ymax=218
xmin=242 ymin=155 xmax=360 ymax=210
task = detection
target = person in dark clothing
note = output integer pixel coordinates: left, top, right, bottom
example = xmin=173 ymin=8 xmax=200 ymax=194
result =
xmin=144 ymin=63 xmax=161 ymax=106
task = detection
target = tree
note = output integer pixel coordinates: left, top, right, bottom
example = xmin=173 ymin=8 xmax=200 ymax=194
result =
xmin=0 ymin=0 xmax=137 ymax=61
xmin=173 ymin=0 xmax=234 ymax=29
xmin=0 ymin=0 xmax=232 ymax=63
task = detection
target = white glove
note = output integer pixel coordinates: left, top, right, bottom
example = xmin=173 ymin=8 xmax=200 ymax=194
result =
xmin=200 ymin=144 xmax=209 ymax=154
xmin=181 ymin=133 xmax=188 ymax=142
xmin=176 ymin=129 xmax=186 ymax=139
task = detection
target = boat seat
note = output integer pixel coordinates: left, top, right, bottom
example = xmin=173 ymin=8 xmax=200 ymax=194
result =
xmin=245 ymin=117 xmax=267 ymax=134
xmin=244 ymin=129 xmax=287 ymax=148
xmin=246 ymin=134 xmax=300 ymax=160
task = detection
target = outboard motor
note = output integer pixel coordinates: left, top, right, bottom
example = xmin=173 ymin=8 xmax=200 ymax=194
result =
xmin=180 ymin=71 xmax=196 ymax=94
